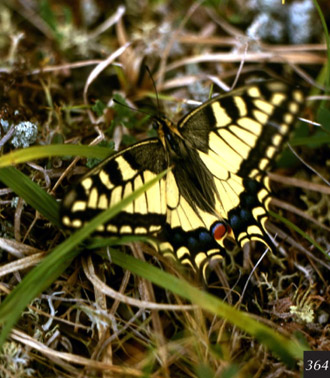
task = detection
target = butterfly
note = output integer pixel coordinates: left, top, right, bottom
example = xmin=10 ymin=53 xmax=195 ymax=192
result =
xmin=61 ymin=80 xmax=305 ymax=279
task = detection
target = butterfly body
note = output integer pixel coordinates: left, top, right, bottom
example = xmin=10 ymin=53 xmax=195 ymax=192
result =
xmin=61 ymin=81 xmax=304 ymax=277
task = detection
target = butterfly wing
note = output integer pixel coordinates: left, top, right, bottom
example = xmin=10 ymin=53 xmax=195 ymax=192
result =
xmin=61 ymin=139 xmax=168 ymax=235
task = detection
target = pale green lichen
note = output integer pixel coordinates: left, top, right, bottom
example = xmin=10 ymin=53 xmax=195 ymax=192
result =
xmin=301 ymin=191 xmax=330 ymax=226
xmin=1 ymin=119 xmax=38 ymax=148
xmin=11 ymin=121 xmax=38 ymax=148
xmin=247 ymin=12 xmax=285 ymax=43
xmin=258 ymin=272 xmax=278 ymax=301
xmin=246 ymin=0 xmax=319 ymax=44
xmin=0 ymin=119 xmax=10 ymax=130
xmin=288 ymin=0 xmax=317 ymax=44
xmin=10 ymin=196 xmax=20 ymax=208
xmin=0 ymin=341 xmax=35 ymax=377
xmin=290 ymin=286 xmax=315 ymax=323
xmin=290 ymin=303 xmax=314 ymax=323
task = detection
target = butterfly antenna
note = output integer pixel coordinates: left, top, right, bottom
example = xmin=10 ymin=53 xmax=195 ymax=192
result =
xmin=112 ymin=98 xmax=151 ymax=117
xmin=145 ymin=65 xmax=161 ymax=118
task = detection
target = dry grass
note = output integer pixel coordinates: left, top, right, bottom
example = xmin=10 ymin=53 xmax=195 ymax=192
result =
xmin=0 ymin=1 xmax=329 ymax=377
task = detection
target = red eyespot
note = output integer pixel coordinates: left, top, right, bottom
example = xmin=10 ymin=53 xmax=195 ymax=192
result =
xmin=212 ymin=222 xmax=228 ymax=241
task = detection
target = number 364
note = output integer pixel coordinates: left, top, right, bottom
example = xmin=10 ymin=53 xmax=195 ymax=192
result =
xmin=305 ymin=359 xmax=329 ymax=371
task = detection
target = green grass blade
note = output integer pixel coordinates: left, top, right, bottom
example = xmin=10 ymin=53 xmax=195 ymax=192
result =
xmin=0 ymin=144 xmax=112 ymax=168
xmin=0 ymin=168 xmax=169 ymax=346
xmin=0 ymin=166 xmax=60 ymax=227
xmin=105 ymin=248 xmax=306 ymax=366
xmin=312 ymin=0 xmax=330 ymax=90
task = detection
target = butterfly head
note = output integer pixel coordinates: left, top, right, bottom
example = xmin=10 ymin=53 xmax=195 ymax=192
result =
xmin=153 ymin=115 xmax=184 ymax=154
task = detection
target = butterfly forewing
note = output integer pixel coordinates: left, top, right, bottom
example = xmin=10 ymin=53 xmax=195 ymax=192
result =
xmin=61 ymin=139 xmax=168 ymax=235
xmin=179 ymin=81 xmax=304 ymax=179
